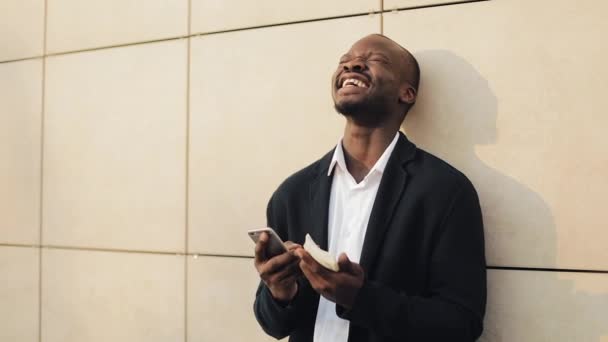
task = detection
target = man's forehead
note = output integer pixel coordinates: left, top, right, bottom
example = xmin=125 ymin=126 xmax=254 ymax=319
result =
xmin=346 ymin=35 xmax=397 ymax=53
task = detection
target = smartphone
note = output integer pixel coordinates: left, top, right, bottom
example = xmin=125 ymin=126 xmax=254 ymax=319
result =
xmin=248 ymin=227 xmax=288 ymax=258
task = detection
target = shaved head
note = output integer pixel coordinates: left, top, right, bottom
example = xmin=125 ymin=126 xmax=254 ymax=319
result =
xmin=332 ymin=34 xmax=420 ymax=127
xmin=372 ymin=34 xmax=420 ymax=91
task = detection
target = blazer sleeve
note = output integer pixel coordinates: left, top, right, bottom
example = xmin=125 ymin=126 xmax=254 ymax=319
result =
xmin=253 ymin=193 xmax=308 ymax=339
xmin=337 ymin=179 xmax=487 ymax=341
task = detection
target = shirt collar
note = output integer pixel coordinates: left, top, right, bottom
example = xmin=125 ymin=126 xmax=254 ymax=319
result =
xmin=327 ymin=132 xmax=400 ymax=177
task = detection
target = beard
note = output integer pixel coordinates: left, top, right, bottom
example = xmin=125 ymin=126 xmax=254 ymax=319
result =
xmin=334 ymin=92 xmax=394 ymax=127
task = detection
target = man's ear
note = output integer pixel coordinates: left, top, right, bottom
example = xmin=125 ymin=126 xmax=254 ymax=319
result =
xmin=399 ymin=85 xmax=417 ymax=105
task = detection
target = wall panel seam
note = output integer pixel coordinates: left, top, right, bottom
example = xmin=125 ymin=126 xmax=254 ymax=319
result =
xmin=44 ymin=35 xmax=190 ymax=58
xmin=185 ymin=0 xmax=192 ymax=340
xmin=380 ymin=0 xmax=384 ymax=34
xmin=487 ymin=266 xmax=608 ymax=274
xmin=27 ymin=11 xmax=379 ymax=60
xmin=385 ymin=0 xmax=489 ymax=12
xmin=38 ymin=0 xmax=48 ymax=339
xmin=191 ymin=11 xmax=380 ymax=37
xmin=0 ymin=56 xmax=44 ymax=65
xmin=8 ymin=1 xmax=492 ymax=63
xmin=1 ymin=243 xmax=606 ymax=273
xmin=0 ymin=244 xmax=40 ymax=249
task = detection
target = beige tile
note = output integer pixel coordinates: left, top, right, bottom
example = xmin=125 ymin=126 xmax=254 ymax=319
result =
xmin=0 ymin=0 xmax=45 ymax=61
xmin=0 ymin=246 xmax=39 ymax=342
xmin=0 ymin=59 xmax=42 ymax=245
xmin=46 ymin=0 xmax=188 ymax=53
xmin=384 ymin=0 xmax=468 ymax=10
xmin=482 ymin=269 xmax=608 ymax=341
xmin=43 ymin=41 xmax=187 ymax=252
xmin=41 ymin=248 xmax=184 ymax=342
xmin=188 ymin=256 xmax=281 ymax=341
xmin=191 ymin=0 xmax=380 ymax=34
xmin=385 ymin=0 xmax=608 ymax=270
xmin=189 ymin=16 xmax=380 ymax=256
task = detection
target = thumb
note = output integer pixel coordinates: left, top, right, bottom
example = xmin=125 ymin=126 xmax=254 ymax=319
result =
xmin=337 ymin=253 xmax=353 ymax=272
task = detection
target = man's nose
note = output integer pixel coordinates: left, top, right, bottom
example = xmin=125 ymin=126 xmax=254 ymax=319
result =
xmin=343 ymin=59 xmax=366 ymax=72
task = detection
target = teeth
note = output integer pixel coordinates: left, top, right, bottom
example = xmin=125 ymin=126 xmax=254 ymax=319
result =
xmin=341 ymin=78 xmax=368 ymax=88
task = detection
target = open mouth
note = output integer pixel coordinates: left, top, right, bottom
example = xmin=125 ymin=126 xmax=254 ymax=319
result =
xmin=341 ymin=78 xmax=369 ymax=88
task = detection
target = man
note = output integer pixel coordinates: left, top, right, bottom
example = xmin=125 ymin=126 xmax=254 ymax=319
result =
xmin=253 ymin=34 xmax=486 ymax=342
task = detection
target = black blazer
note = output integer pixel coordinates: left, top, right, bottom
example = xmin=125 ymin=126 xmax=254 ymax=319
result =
xmin=254 ymin=132 xmax=486 ymax=342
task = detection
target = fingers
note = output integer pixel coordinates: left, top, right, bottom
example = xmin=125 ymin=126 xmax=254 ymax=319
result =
xmin=337 ymin=253 xmax=352 ymax=273
xmin=294 ymin=247 xmax=310 ymax=261
xmin=296 ymin=248 xmax=334 ymax=276
xmin=292 ymin=249 xmax=329 ymax=289
xmin=275 ymin=260 xmax=302 ymax=282
xmin=298 ymin=251 xmax=362 ymax=283
xmin=350 ymin=262 xmax=365 ymax=277
xmin=297 ymin=249 xmax=331 ymax=278
xmin=255 ymin=236 xmax=300 ymax=265
xmin=255 ymin=236 xmax=303 ymax=281
xmin=263 ymin=258 xmax=301 ymax=289
xmin=261 ymin=252 xmax=295 ymax=273
xmin=284 ymin=241 xmax=302 ymax=252
xmin=299 ymin=261 xmax=334 ymax=299
xmin=254 ymin=232 xmax=269 ymax=264
xmin=337 ymin=253 xmax=365 ymax=278
xmin=257 ymin=249 xmax=302 ymax=288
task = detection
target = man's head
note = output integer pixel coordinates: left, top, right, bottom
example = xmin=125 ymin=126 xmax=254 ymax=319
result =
xmin=332 ymin=34 xmax=420 ymax=127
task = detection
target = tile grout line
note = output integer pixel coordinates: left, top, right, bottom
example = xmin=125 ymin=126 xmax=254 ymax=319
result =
xmin=41 ymin=244 xmax=188 ymax=255
xmin=189 ymin=11 xmax=381 ymax=37
xmin=38 ymin=0 xmax=49 ymax=340
xmin=185 ymin=0 xmax=192 ymax=340
xmin=397 ymin=0 xmax=489 ymax=10
xmin=0 ymin=0 xmax=491 ymax=65
xmin=44 ymin=35 xmax=190 ymax=58
xmin=486 ymin=266 xmax=608 ymax=275
xmin=380 ymin=0 xmax=384 ymax=34
xmin=2 ymin=242 xmax=607 ymax=274
xmin=0 ymin=243 xmax=40 ymax=249
xmin=0 ymin=55 xmax=44 ymax=65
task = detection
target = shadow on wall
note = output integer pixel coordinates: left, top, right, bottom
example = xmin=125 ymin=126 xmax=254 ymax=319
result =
xmin=401 ymin=50 xmax=608 ymax=341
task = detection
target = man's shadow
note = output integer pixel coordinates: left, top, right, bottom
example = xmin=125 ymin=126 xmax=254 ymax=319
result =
xmin=401 ymin=50 xmax=608 ymax=341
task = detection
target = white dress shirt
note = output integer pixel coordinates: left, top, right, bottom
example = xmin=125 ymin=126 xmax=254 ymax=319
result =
xmin=313 ymin=133 xmax=400 ymax=342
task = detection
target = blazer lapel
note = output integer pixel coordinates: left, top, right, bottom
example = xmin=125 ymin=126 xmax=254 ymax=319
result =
xmin=308 ymin=150 xmax=335 ymax=250
xmin=359 ymin=132 xmax=417 ymax=272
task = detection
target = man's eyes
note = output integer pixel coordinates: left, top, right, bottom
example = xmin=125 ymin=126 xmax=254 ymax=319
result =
xmin=369 ymin=58 xmax=389 ymax=64
xmin=338 ymin=57 xmax=389 ymax=65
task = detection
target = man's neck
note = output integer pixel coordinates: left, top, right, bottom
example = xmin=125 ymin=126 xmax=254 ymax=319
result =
xmin=341 ymin=120 xmax=398 ymax=183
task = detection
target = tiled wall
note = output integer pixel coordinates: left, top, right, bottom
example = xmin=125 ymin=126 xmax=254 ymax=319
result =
xmin=1 ymin=0 xmax=607 ymax=341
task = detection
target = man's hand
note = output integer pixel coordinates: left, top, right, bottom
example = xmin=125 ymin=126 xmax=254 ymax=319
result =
xmin=254 ymin=232 xmax=302 ymax=303
xmin=295 ymin=249 xmax=364 ymax=309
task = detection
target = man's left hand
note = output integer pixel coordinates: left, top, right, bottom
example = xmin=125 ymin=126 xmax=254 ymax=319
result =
xmin=294 ymin=248 xmax=365 ymax=309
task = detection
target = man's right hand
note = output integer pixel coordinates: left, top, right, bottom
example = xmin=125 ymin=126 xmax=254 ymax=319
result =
xmin=254 ymin=232 xmax=302 ymax=303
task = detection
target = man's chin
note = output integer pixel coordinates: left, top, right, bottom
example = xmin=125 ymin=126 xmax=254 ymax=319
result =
xmin=335 ymin=106 xmax=379 ymax=127
xmin=334 ymin=99 xmax=367 ymax=116
xmin=334 ymin=98 xmax=393 ymax=127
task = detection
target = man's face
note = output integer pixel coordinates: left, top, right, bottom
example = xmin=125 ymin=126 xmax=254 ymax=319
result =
xmin=332 ymin=35 xmax=405 ymax=125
